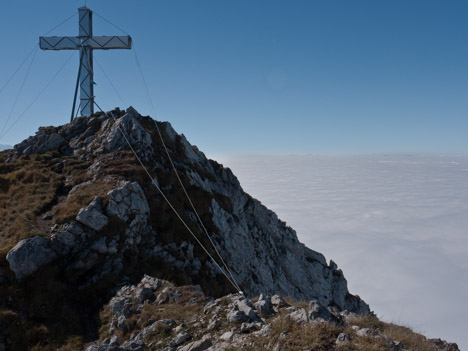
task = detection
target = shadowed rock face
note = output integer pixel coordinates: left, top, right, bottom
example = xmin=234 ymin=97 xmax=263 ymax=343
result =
xmin=6 ymin=106 xmax=369 ymax=314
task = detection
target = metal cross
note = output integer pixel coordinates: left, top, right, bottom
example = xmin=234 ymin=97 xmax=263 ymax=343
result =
xmin=39 ymin=7 xmax=132 ymax=117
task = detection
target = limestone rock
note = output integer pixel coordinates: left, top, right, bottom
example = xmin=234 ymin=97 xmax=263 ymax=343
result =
xmin=308 ymin=300 xmax=335 ymax=323
xmin=6 ymin=236 xmax=57 ymax=280
xmin=336 ymin=333 xmax=350 ymax=345
xmin=170 ymin=331 xmax=191 ymax=347
xmin=254 ymin=294 xmax=273 ymax=316
xmin=177 ymin=338 xmax=212 ymax=351
xmin=76 ymin=197 xmax=109 ymax=231
xmin=106 ymin=182 xmax=149 ymax=222
xmin=285 ymin=306 xmax=308 ymax=324
xmin=235 ymin=298 xmax=259 ymax=322
xmin=227 ymin=310 xmax=249 ymax=323
xmin=15 ymin=129 xmax=65 ymax=155
xmin=91 ymin=107 xmax=154 ymax=162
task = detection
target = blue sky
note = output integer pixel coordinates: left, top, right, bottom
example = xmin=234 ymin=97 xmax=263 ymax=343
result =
xmin=0 ymin=0 xmax=467 ymax=155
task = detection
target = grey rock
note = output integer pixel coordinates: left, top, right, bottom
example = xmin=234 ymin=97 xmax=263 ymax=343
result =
xmin=139 ymin=274 xmax=163 ymax=290
xmin=120 ymin=340 xmax=145 ymax=351
xmin=177 ymin=338 xmax=212 ymax=351
xmin=387 ymin=339 xmax=405 ymax=350
xmin=107 ymin=182 xmax=150 ymax=222
xmin=109 ymin=296 xmax=132 ymax=318
xmin=203 ymin=300 xmax=218 ymax=314
xmin=91 ymin=237 xmax=108 ymax=254
xmin=136 ymin=287 xmax=155 ymax=303
xmin=6 ymin=236 xmax=57 ymax=280
xmin=336 ymin=333 xmax=350 ymax=345
xmin=227 ymin=310 xmax=249 ymax=323
xmin=254 ymin=294 xmax=272 ymax=316
xmin=235 ymin=298 xmax=259 ymax=321
xmin=170 ymin=332 xmax=191 ymax=347
xmin=429 ymin=338 xmax=460 ymax=351
xmin=76 ymin=197 xmax=109 ymax=231
xmin=15 ymin=129 xmax=65 ymax=155
xmin=270 ymin=295 xmax=287 ymax=307
xmin=252 ymin=323 xmax=272 ymax=337
xmin=207 ymin=319 xmax=221 ymax=330
xmin=285 ymin=306 xmax=308 ymax=324
xmin=116 ymin=315 xmax=127 ymax=332
xmin=308 ymin=300 xmax=335 ymax=323
xmin=219 ymin=332 xmax=234 ymax=341
xmin=91 ymin=107 xmax=154 ymax=162
xmin=50 ymin=224 xmax=81 ymax=254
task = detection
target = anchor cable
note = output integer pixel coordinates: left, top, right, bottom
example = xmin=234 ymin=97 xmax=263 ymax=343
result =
xmin=41 ymin=11 xmax=77 ymax=37
xmin=0 ymin=11 xmax=77 ymax=140
xmin=95 ymin=56 xmax=127 ymax=107
xmin=0 ymin=52 xmax=76 ymax=141
xmin=92 ymin=99 xmax=242 ymax=294
xmin=0 ymin=11 xmax=75 ymax=97
xmin=0 ymin=46 xmax=38 ymax=97
xmin=132 ymin=46 xmax=243 ymax=294
xmin=1 ymin=47 xmax=39 ymax=138
xmin=85 ymin=14 xmax=243 ymax=292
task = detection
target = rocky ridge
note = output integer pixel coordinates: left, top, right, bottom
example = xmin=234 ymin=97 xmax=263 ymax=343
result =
xmin=5 ymin=107 xmax=368 ymax=313
xmin=0 ymin=107 xmax=458 ymax=349
xmin=85 ymin=275 xmax=459 ymax=351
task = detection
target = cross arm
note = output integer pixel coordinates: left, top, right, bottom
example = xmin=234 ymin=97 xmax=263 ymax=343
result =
xmin=40 ymin=36 xmax=81 ymax=50
xmin=87 ymin=36 xmax=132 ymax=50
xmin=40 ymin=35 xmax=132 ymax=50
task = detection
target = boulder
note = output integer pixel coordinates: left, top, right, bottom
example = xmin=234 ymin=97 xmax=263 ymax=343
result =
xmin=254 ymin=294 xmax=273 ymax=315
xmin=235 ymin=298 xmax=259 ymax=321
xmin=6 ymin=236 xmax=57 ymax=280
xmin=227 ymin=310 xmax=249 ymax=323
xmin=106 ymin=182 xmax=150 ymax=222
xmin=271 ymin=295 xmax=288 ymax=308
xmin=170 ymin=331 xmax=191 ymax=347
xmin=177 ymin=338 xmax=212 ymax=351
xmin=76 ymin=197 xmax=109 ymax=231
xmin=336 ymin=333 xmax=350 ymax=345
xmin=91 ymin=108 xmax=154 ymax=162
xmin=285 ymin=306 xmax=308 ymax=324
xmin=15 ymin=129 xmax=65 ymax=155
xmin=308 ymin=300 xmax=335 ymax=323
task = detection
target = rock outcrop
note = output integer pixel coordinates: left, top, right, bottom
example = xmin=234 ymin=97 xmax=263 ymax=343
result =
xmin=85 ymin=275 xmax=460 ymax=351
xmin=6 ymin=236 xmax=57 ymax=280
xmin=0 ymin=106 xmax=461 ymax=349
xmin=0 ymin=107 xmax=392 ymax=350
xmin=5 ymin=106 xmax=368 ymax=313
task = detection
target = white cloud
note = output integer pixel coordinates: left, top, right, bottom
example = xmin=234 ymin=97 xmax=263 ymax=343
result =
xmin=220 ymin=154 xmax=468 ymax=350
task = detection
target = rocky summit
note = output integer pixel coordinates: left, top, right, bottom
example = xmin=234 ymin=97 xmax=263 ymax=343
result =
xmin=0 ymin=107 xmax=459 ymax=350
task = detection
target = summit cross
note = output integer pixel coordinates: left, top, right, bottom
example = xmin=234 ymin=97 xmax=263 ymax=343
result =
xmin=40 ymin=7 xmax=132 ymax=118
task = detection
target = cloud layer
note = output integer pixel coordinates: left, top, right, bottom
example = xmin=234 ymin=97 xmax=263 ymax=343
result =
xmin=220 ymin=154 xmax=468 ymax=349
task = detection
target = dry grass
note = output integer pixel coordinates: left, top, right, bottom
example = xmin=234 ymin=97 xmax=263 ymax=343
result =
xmin=381 ymin=322 xmax=438 ymax=351
xmin=139 ymin=285 xmax=205 ymax=324
xmin=0 ymin=153 xmax=61 ymax=252
xmin=242 ymin=312 xmax=341 ymax=351
xmin=52 ymin=181 xmax=115 ymax=224
xmin=346 ymin=315 xmax=438 ymax=351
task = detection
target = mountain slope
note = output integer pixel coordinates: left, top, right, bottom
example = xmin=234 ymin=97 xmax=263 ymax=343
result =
xmin=0 ymin=107 xmax=371 ymax=348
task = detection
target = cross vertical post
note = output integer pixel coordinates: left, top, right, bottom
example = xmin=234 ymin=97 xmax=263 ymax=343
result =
xmin=78 ymin=7 xmax=94 ymax=116
xmin=39 ymin=7 xmax=132 ymax=118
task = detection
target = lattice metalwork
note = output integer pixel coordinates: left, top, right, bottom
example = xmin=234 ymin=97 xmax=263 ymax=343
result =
xmin=40 ymin=7 xmax=132 ymax=117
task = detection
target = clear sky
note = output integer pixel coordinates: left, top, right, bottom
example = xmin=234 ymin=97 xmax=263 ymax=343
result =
xmin=0 ymin=0 xmax=467 ymax=155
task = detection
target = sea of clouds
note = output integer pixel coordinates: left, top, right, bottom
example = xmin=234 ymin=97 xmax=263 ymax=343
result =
xmin=218 ymin=154 xmax=468 ymax=350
